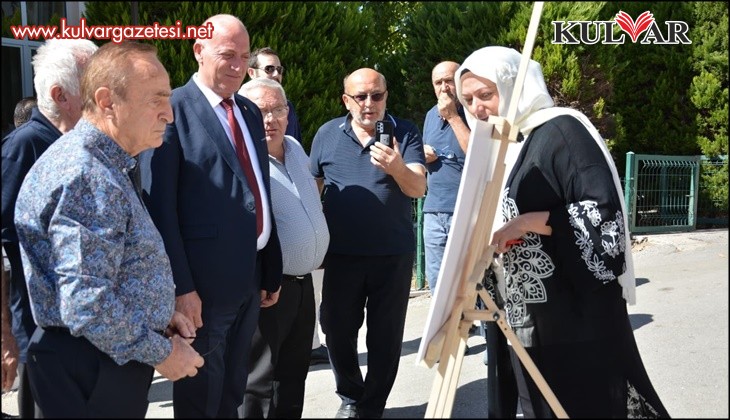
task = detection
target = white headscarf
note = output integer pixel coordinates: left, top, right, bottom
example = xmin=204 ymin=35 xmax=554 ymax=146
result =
xmin=455 ymin=46 xmax=636 ymax=304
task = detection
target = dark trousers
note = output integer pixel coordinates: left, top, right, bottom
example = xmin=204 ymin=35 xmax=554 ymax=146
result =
xmin=17 ymin=362 xmax=42 ymax=418
xmin=26 ymin=327 xmax=154 ymax=418
xmin=485 ymin=321 xmax=518 ymax=418
xmin=240 ymin=273 xmax=315 ymax=418
xmin=320 ymin=253 xmax=413 ymax=419
xmin=173 ymin=287 xmax=261 ymax=418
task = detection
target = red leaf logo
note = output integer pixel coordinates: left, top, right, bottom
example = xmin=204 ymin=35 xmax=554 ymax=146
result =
xmin=615 ymin=11 xmax=655 ymax=43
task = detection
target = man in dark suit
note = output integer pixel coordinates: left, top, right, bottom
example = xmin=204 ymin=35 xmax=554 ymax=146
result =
xmin=139 ymin=14 xmax=283 ymax=418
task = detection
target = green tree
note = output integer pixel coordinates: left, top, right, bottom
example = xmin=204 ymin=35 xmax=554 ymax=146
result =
xmin=595 ymin=1 xmax=699 ymax=171
xmin=394 ymin=2 xmax=527 ymax=128
xmin=689 ymin=2 xmax=728 ymax=216
xmin=83 ymin=1 xmax=383 ymax=152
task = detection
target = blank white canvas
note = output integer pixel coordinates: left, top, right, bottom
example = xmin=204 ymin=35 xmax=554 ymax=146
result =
xmin=416 ymin=119 xmax=503 ymax=364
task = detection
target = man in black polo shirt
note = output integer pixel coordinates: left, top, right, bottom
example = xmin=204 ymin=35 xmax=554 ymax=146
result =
xmin=310 ymin=68 xmax=426 ymax=419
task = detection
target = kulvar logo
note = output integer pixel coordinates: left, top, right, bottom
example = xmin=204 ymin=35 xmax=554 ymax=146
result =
xmin=552 ymin=10 xmax=692 ymax=45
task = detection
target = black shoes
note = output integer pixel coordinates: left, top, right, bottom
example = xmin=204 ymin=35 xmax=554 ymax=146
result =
xmin=335 ymin=403 xmax=359 ymax=418
xmin=310 ymin=345 xmax=330 ymax=366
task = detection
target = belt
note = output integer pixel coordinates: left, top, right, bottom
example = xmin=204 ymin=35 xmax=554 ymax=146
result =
xmin=43 ymin=326 xmax=70 ymax=334
xmin=283 ymin=274 xmax=307 ymax=283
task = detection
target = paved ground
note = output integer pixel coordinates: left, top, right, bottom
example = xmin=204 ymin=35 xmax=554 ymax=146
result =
xmin=2 ymin=228 xmax=727 ymax=418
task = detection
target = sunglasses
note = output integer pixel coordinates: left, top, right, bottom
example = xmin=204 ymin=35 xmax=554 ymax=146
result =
xmin=254 ymin=65 xmax=284 ymax=75
xmin=344 ymin=91 xmax=387 ymax=104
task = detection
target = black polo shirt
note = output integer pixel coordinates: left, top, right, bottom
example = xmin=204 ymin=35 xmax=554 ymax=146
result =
xmin=310 ymin=113 xmax=425 ymax=256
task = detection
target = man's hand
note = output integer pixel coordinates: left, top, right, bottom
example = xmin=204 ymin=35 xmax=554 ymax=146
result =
xmin=369 ymin=139 xmax=407 ymax=176
xmin=2 ymin=259 xmax=19 ymax=391
xmin=423 ymin=144 xmax=437 ymax=164
xmin=155 ymin=335 xmax=204 ymax=382
xmin=175 ymin=291 xmax=203 ymax=329
xmin=260 ymin=286 xmax=281 ymax=308
xmin=1 ymin=330 xmax=19 ymax=391
xmin=370 ymin=139 xmax=426 ymax=198
xmin=437 ymin=90 xmax=458 ymax=121
xmin=164 ymin=311 xmax=197 ymax=344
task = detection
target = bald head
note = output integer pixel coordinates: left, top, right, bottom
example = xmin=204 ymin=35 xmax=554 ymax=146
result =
xmin=431 ymin=61 xmax=460 ymax=99
xmin=432 ymin=61 xmax=459 ymax=80
xmin=194 ymin=14 xmax=250 ymax=98
xmin=343 ymin=68 xmax=387 ymax=92
xmin=197 ymin=14 xmax=247 ymax=46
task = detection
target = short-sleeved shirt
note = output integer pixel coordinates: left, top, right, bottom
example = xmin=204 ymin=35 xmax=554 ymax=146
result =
xmin=269 ymin=135 xmax=329 ymax=275
xmin=422 ymin=105 xmax=467 ymax=213
xmin=310 ymin=113 xmax=425 ymax=256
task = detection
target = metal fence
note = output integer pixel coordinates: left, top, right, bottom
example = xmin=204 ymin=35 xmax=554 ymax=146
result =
xmin=697 ymin=155 xmax=729 ymax=227
xmin=623 ymin=153 xmax=701 ymax=233
xmin=412 ymin=197 xmax=425 ymax=289
xmin=623 ymin=152 xmax=728 ymax=234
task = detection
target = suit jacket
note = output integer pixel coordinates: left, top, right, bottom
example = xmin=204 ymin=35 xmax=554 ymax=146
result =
xmin=139 ymin=79 xmax=282 ymax=309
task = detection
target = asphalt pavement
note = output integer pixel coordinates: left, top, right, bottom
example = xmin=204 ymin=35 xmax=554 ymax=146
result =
xmin=2 ymin=228 xmax=727 ymax=418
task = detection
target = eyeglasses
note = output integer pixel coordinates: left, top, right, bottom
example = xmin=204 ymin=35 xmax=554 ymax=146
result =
xmin=435 ymin=148 xmax=457 ymax=160
xmin=261 ymin=106 xmax=289 ymax=119
xmin=254 ymin=65 xmax=284 ymax=75
xmin=344 ymin=91 xmax=387 ymax=105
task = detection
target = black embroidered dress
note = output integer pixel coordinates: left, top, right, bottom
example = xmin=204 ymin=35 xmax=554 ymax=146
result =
xmin=497 ymin=114 xmax=670 ymax=418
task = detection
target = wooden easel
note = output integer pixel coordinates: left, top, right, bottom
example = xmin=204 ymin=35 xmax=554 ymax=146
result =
xmin=421 ymin=2 xmax=569 ymax=418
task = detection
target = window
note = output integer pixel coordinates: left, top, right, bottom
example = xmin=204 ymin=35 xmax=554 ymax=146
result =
xmin=1 ymin=2 xmax=78 ymax=135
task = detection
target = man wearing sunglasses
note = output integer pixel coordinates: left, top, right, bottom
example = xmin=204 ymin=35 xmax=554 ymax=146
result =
xmin=310 ymin=68 xmax=426 ymax=419
xmin=245 ymin=47 xmax=302 ymax=144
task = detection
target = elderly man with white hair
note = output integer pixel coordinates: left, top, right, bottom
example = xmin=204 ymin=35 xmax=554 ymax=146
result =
xmin=1 ymin=37 xmax=98 ymax=419
xmin=238 ymin=77 xmax=329 ymax=419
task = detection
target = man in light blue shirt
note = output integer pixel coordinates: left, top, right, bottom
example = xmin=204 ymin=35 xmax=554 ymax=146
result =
xmin=239 ymin=78 xmax=329 ymax=418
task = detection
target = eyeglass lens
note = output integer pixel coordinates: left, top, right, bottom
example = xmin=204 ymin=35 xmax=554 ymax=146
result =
xmin=436 ymin=149 xmax=457 ymax=160
xmin=262 ymin=65 xmax=284 ymax=75
xmin=262 ymin=107 xmax=288 ymax=119
xmin=348 ymin=92 xmax=386 ymax=103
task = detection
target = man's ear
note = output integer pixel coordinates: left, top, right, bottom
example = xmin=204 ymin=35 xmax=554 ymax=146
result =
xmin=50 ymin=85 xmax=68 ymax=109
xmin=247 ymin=68 xmax=256 ymax=78
xmin=94 ymin=87 xmax=114 ymax=116
xmin=193 ymin=42 xmax=204 ymax=64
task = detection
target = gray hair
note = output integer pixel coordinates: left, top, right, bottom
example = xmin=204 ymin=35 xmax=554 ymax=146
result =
xmin=32 ymin=38 xmax=98 ymax=120
xmin=238 ymin=78 xmax=288 ymax=104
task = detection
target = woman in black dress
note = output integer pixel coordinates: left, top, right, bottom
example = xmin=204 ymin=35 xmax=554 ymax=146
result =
xmin=455 ymin=46 xmax=670 ymax=418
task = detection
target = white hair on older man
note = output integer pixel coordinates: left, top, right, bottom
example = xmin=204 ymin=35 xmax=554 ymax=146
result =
xmin=238 ymin=77 xmax=288 ymax=104
xmin=32 ymin=38 xmax=98 ymax=121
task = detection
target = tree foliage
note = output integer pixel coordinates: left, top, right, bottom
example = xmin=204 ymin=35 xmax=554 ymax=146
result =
xmin=83 ymin=1 xmax=727 ymax=208
xmin=84 ymin=1 xmax=381 ymax=151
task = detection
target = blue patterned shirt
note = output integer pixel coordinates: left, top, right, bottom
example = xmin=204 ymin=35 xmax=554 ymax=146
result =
xmin=14 ymin=119 xmax=175 ymax=366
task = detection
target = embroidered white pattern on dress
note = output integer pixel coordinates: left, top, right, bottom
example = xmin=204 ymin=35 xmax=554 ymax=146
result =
xmin=567 ymin=201 xmax=626 ymax=283
xmin=501 ymin=189 xmax=554 ymax=327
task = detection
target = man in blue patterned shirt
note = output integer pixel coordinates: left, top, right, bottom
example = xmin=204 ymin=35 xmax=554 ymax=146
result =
xmin=13 ymin=41 xmax=204 ymax=418
xmin=2 ymin=39 xmax=97 ymax=419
